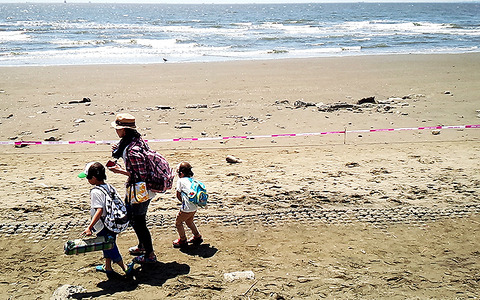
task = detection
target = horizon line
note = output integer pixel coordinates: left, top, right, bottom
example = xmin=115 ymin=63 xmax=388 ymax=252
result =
xmin=1 ymin=0 xmax=480 ymax=4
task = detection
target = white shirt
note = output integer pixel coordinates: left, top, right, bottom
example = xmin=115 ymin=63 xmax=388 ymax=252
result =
xmin=177 ymin=177 xmax=198 ymax=213
xmin=89 ymin=184 xmax=108 ymax=232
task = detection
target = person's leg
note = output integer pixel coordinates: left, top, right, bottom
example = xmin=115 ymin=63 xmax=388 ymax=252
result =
xmin=97 ymin=229 xmax=122 ymax=274
xmin=175 ymin=211 xmax=195 ymax=240
xmin=104 ymin=243 xmax=122 ymax=267
xmin=174 ymin=211 xmax=198 ymax=248
xmin=132 ymin=213 xmax=154 ymax=256
xmin=184 ymin=212 xmax=200 ymax=237
xmin=104 ymin=258 xmax=113 ymax=271
xmin=114 ymin=259 xmax=126 ymax=272
xmin=127 ymin=203 xmax=142 ymax=250
xmin=130 ymin=201 xmax=154 ymax=256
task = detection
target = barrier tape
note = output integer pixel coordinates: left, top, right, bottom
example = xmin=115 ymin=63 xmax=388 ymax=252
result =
xmin=1 ymin=124 xmax=479 ymax=146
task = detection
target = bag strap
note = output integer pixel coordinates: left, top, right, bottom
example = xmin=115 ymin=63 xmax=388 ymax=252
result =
xmin=129 ymin=183 xmax=138 ymax=204
xmin=182 ymin=177 xmax=193 ymax=189
xmin=181 ymin=177 xmax=196 ymax=199
xmin=92 ymin=185 xmax=112 ymax=224
xmin=95 ymin=184 xmax=114 ymax=200
xmin=125 ymin=178 xmax=139 ymax=204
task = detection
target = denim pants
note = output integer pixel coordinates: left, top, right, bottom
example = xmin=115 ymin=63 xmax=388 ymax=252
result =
xmin=97 ymin=227 xmax=122 ymax=263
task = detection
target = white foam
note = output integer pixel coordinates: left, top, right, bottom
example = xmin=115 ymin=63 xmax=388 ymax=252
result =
xmin=333 ymin=20 xmax=480 ymax=37
xmin=0 ymin=31 xmax=30 ymax=42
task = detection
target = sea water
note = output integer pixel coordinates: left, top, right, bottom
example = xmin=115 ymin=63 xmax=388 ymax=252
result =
xmin=0 ymin=2 xmax=479 ymax=66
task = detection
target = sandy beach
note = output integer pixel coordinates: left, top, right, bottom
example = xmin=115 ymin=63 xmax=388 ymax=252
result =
xmin=0 ymin=53 xmax=479 ymax=299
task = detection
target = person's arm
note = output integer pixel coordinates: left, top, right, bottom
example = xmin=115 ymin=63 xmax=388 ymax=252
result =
xmin=176 ymin=178 xmax=185 ymax=202
xmin=83 ymin=208 xmax=103 ymax=236
xmin=176 ymin=191 xmax=182 ymax=202
xmin=108 ymin=163 xmax=130 ymax=176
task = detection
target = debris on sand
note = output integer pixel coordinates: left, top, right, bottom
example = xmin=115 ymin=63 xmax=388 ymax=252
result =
xmin=226 ymin=155 xmax=242 ymax=164
xmin=357 ymin=96 xmax=376 ymax=105
xmin=186 ymin=104 xmax=208 ymax=109
xmin=224 ymin=271 xmax=255 ymax=282
xmin=51 ymin=284 xmax=86 ymax=300
xmin=276 ymin=94 xmax=423 ymax=114
xmin=44 ymin=128 xmax=59 ymax=133
xmin=68 ymin=97 xmax=91 ymax=104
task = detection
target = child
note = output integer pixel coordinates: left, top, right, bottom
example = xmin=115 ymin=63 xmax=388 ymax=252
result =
xmin=78 ymin=162 xmax=133 ymax=277
xmin=173 ymin=161 xmax=203 ymax=248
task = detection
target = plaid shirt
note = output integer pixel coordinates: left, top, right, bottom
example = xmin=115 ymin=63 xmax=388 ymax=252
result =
xmin=124 ymin=137 xmax=149 ymax=186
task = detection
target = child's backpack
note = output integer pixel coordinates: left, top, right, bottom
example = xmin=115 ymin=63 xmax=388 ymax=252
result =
xmin=144 ymin=148 xmax=174 ymax=193
xmin=95 ymin=184 xmax=129 ymax=233
xmin=185 ymin=177 xmax=208 ymax=208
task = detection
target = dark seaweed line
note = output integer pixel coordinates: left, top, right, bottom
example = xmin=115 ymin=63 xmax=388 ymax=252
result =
xmin=0 ymin=204 xmax=479 ymax=239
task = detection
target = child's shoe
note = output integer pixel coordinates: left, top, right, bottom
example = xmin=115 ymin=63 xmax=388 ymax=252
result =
xmin=173 ymin=238 xmax=188 ymax=248
xmin=187 ymin=235 xmax=203 ymax=245
xmin=125 ymin=262 xmax=134 ymax=276
xmin=96 ymin=265 xmax=115 ymax=278
xmin=95 ymin=265 xmax=107 ymax=273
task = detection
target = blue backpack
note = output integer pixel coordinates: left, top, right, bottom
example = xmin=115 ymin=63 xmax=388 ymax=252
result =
xmin=185 ymin=177 xmax=208 ymax=207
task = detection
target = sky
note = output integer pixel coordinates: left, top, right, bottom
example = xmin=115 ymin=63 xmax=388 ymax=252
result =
xmin=0 ymin=0 xmax=477 ymax=3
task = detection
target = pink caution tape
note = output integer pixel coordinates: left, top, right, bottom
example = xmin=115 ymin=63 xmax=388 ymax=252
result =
xmin=1 ymin=124 xmax=479 ymax=146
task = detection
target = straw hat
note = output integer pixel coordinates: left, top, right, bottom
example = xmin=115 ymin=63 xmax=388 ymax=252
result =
xmin=111 ymin=113 xmax=136 ymax=129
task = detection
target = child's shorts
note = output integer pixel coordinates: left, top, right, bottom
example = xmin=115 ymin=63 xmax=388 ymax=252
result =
xmin=97 ymin=228 xmax=122 ymax=263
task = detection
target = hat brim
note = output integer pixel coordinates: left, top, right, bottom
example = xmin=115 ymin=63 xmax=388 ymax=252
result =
xmin=111 ymin=121 xmax=136 ymax=130
xmin=79 ymin=161 xmax=96 ymax=179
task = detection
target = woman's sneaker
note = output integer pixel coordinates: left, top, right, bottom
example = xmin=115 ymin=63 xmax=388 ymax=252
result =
xmin=187 ymin=235 xmax=203 ymax=245
xmin=128 ymin=246 xmax=145 ymax=256
xmin=132 ymin=254 xmax=157 ymax=264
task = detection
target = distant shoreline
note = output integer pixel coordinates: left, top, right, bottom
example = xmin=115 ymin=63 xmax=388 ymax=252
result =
xmin=1 ymin=51 xmax=479 ymax=68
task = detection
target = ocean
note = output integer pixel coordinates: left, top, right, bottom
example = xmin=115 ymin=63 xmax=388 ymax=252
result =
xmin=0 ymin=2 xmax=479 ymax=66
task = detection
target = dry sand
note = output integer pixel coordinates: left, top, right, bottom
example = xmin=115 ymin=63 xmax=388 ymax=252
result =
xmin=0 ymin=53 xmax=479 ymax=299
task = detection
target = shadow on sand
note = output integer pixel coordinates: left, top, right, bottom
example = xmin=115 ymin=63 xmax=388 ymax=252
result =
xmin=71 ymin=261 xmax=190 ymax=299
xmin=179 ymin=243 xmax=218 ymax=258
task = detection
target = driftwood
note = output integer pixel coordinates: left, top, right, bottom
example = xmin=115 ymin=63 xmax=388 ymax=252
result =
xmin=68 ymin=97 xmax=91 ymax=104
xmin=317 ymin=102 xmax=358 ymax=112
xmin=357 ymin=96 xmax=376 ymax=105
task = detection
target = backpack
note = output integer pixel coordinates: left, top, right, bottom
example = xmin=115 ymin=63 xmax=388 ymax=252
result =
xmin=95 ymin=184 xmax=129 ymax=233
xmin=144 ymin=148 xmax=174 ymax=193
xmin=184 ymin=177 xmax=208 ymax=208
xmin=128 ymin=139 xmax=174 ymax=193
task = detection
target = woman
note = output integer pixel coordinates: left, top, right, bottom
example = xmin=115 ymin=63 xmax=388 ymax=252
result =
xmin=108 ymin=113 xmax=157 ymax=264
